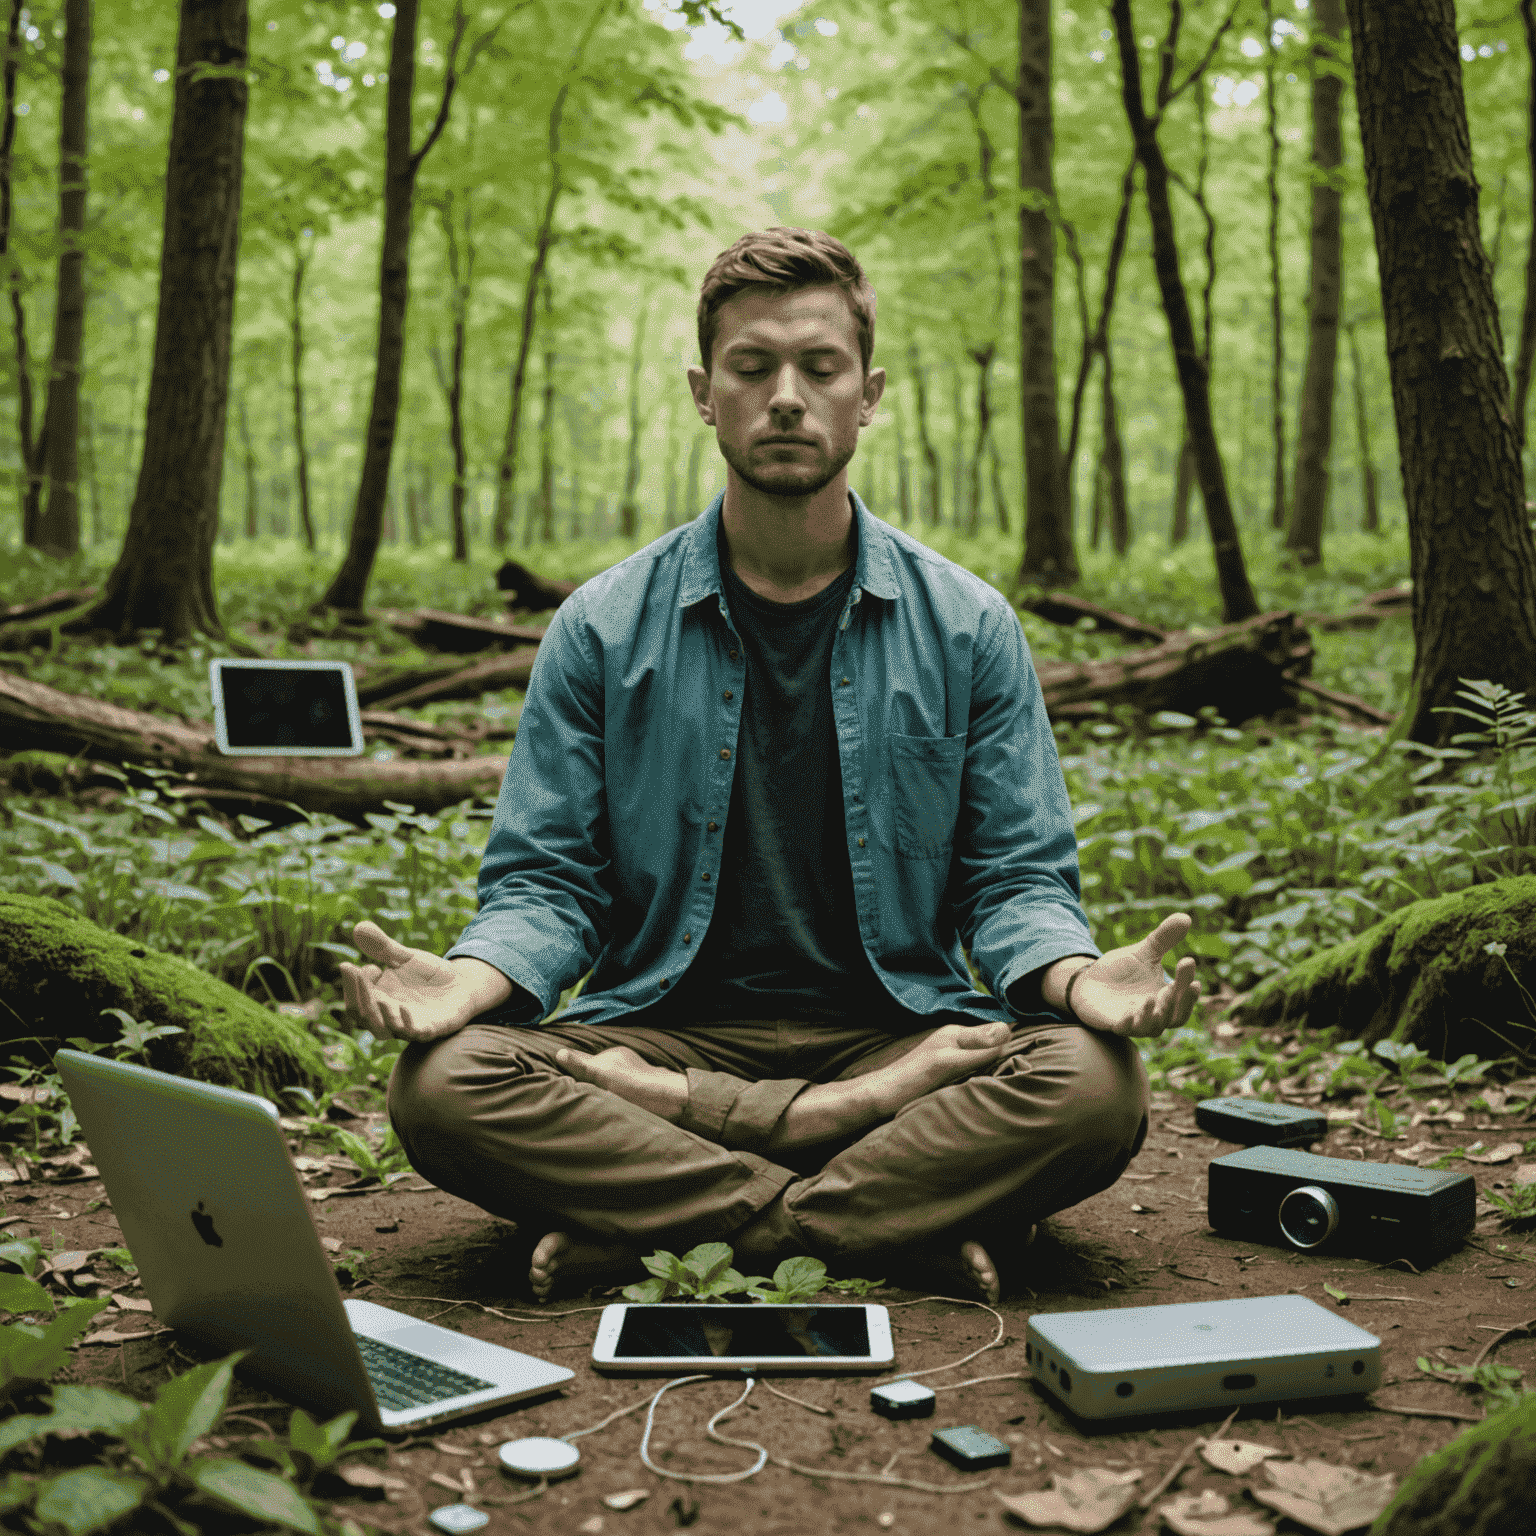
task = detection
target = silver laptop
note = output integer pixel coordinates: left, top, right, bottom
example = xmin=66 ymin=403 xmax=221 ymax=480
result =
xmin=1026 ymin=1294 xmax=1381 ymax=1420
xmin=55 ymin=1051 xmax=573 ymax=1435
xmin=209 ymin=658 xmax=364 ymax=756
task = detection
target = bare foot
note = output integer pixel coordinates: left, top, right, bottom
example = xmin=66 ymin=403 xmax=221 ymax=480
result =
xmin=529 ymin=1230 xmax=641 ymax=1303
xmin=555 ymin=1045 xmax=688 ymax=1122
xmin=923 ymin=1226 xmax=1036 ymax=1306
xmin=862 ymin=1022 xmax=1016 ymax=1118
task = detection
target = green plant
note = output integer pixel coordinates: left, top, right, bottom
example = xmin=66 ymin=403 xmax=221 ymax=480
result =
xmin=748 ymin=1258 xmax=831 ymax=1305
xmin=621 ymin=1243 xmax=768 ymax=1304
xmin=322 ymin=1124 xmax=411 ymax=1185
xmin=1417 ymin=1355 xmax=1530 ymax=1412
xmin=331 ymin=1249 xmax=375 ymax=1288
xmin=1484 ymin=1184 xmax=1536 ymax=1229
xmin=825 ymin=1274 xmax=886 ymax=1297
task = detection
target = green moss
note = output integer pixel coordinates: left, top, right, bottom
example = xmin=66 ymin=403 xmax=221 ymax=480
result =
xmin=1240 ymin=878 xmax=1536 ymax=1061
xmin=1372 ymin=1391 xmax=1536 ymax=1536
xmin=0 ymin=892 xmax=326 ymax=1098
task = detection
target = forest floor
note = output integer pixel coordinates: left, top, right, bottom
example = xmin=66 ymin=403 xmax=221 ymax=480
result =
xmin=42 ymin=1009 xmax=1534 ymax=1536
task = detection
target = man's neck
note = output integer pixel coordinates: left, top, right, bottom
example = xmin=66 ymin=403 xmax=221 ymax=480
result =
xmin=720 ymin=470 xmax=855 ymax=604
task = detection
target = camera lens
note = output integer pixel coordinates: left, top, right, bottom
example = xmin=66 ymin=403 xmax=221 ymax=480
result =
xmin=1277 ymin=1185 xmax=1340 ymax=1250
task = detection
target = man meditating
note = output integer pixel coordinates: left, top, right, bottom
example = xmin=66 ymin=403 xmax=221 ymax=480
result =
xmin=341 ymin=227 xmax=1200 ymax=1304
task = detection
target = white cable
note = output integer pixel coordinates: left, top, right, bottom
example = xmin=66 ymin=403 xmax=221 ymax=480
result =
xmin=872 ymin=1295 xmax=1008 ymax=1386
xmin=638 ymin=1374 xmax=768 ymax=1484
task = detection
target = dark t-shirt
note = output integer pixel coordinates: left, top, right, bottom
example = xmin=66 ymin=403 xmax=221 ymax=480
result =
xmin=661 ymin=517 xmax=884 ymax=1022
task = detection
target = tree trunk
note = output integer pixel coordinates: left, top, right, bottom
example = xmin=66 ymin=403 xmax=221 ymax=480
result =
xmin=988 ymin=430 xmax=1010 ymax=534
xmin=1513 ymin=0 xmax=1536 ymax=447
xmin=1100 ymin=346 xmax=1129 ymax=556
xmin=66 ymin=0 xmax=248 ymax=644
xmin=1285 ymin=0 xmax=1345 ymax=567
xmin=1344 ymin=0 xmax=1536 ymax=744
xmin=1170 ymin=432 xmax=1195 ymax=545
xmin=289 ymin=239 xmax=316 ymax=551
xmin=1110 ymin=0 xmax=1260 ymax=622
xmin=685 ymin=430 xmax=704 ymax=523
xmin=968 ymin=347 xmax=995 ymax=539
xmin=436 ymin=191 xmax=472 ymax=562
xmin=1015 ymin=0 xmax=1076 ymax=585
xmin=321 ymin=0 xmax=462 ymax=613
xmin=664 ymin=404 xmax=679 ymax=533
xmin=1345 ymin=321 xmax=1381 ymax=532
xmin=237 ymin=396 xmax=257 ymax=539
xmin=949 ymin=361 xmax=966 ymax=532
xmin=1264 ymin=0 xmax=1287 ymax=532
xmin=908 ymin=342 xmax=942 ymax=524
xmin=893 ymin=388 xmax=913 ymax=527
xmin=32 ymin=0 xmax=89 ymax=558
xmin=405 ymin=469 xmax=421 ymax=545
xmin=2 ymin=0 xmax=41 ymax=551
xmin=537 ymin=291 xmax=556 ymax=544
xmin=618 ymin=291 xmax=648 ymax=539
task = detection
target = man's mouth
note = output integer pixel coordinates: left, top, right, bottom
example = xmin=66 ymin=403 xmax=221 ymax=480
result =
xmin=758 ymin=437 xmax=815 ymax=447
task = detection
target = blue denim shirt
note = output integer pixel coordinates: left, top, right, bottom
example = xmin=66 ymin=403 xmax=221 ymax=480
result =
xmin=448 ymin=491 xmax=1099 ymax=1027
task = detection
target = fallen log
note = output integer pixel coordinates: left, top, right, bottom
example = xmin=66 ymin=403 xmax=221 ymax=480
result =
xmin=1287 ymin=676 xmax=1396 ymax=727
xmin=0 ymin=668 xmax=507 ymax=819
xmin=1033 ymin=611 xmax=1312 ymax=724
xmin=0 ymin=585 xmax=97 ymax=625
xmin=1019 ymin=591 xmax=1169 ymax=644
xmin=379 ymin=607 xmax=547 ymax=654
xmin=366 ymin=646 xmax=540 ymax=711
xmin=496 ymin=558 xmax=579 ymax=612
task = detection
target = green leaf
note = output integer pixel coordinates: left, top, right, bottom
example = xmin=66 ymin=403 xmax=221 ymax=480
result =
xmin=0 ymin=1383 xmax=144 ymax=1458
xmin=826 ymin=1276 xmax=886 ymax=1298
xmin=133 ymin=1353 xmax=244 ymax=1472
xmin=0 ymin=1237 xmax=46 ymax=1276
xmin=621 ymin=1276 xmax=674 ymax=1303
xmin=680 ymin=1242 xmax=735 ymax=1290
xmin=0 ymin=1470 xmax=35 ymax=1513
xmin=0 ymin=1272 xmax=53 ymax=1315
xmin=187 ymin=1456 xmax=322 ymax=1533
xmin=32 ymin=1468 xmax=151 ymax=1535
xmin=640 ymin=1249 xmax=687 ymax=1285
xmin=326 ymin=1127 xmax=381 ymax=1179
xmin=1323 ymin=1282 xmax=1349 ymax=1303
xmin=0 ymin=1296 xmax=112 ymax=1393
xmin=769 ymin=1257 xmax=828 ymax=1301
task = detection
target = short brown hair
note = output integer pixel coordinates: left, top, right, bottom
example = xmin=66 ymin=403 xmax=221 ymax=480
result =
xmin=697 ymin=227 xmax=877 ymax=376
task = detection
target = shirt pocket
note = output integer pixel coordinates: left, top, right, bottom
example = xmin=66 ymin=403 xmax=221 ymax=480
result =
xmin=890 ymin=732 xmax=967 ymax=860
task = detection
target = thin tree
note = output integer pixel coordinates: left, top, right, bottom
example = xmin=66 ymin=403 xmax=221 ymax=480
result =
xmin=1344 ymin=0 xmax=1536 ymax=743
xmin=1263 ymin=0 xmax=1286 ymax=531
xmin=1344 ymin=319 xmax=1380 ymax=533
xmin=28 ymin=0 xmax=90 ymax=557
xmin=429 ymin=187 xmax=473 ymax=561
xmin=3 ymin=0 xmax=42 ymax=549
xmin=908 ymin=342 xmax=942 ymax=524
xmin=684 ymin=429 xmax=704 ymax=522
xmin=288 ymin=231 xmax=316 ymax=550
xmin=1513 ymin=0 xmax=1536 ymax=446
xmin=491 ymin=0 xmax=610 ymax=547
xmin=62 ymin=0 xmax=248 ymax=643
xmin=237 ymin=395 xmax=258 ymax=539
xmin=536 ymin=277 xmax=556 ymax=544
xmin=892 ymin=387 xmax=913 ymax=527
xmin=1285 ymin=0 xmax=1345 ymax=566
xmin=320 ymin=0 xmax=471 ymax=612
xmin=617 ymin=290 xmax=649 ymax=539
xmin=1014 ymin=0 xmax=1075 ymax=584
xmin=1110 ymin=0 xmax=1259 ymax=622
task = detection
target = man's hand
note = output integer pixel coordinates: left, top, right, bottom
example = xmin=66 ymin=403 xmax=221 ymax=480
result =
xmin=1054 ymin=913 xmax=1201 ymax=1040
xmin=338 ymin=921 xmax=511 ymax=1043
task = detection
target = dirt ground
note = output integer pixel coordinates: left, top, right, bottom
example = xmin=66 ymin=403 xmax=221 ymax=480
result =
xmin=36 ymin=1031 xmax=1536 ymax=1536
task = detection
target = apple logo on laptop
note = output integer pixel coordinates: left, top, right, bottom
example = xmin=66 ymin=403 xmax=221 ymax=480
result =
xmin=190 ymin=1201 xmax=223 ymax=1247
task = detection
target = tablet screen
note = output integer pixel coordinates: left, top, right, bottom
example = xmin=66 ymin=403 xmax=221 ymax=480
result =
xmin=217 ymin=664 xmax=357 ymax=751
xmin=612 ymin=1306 xmax=872 ymax=1360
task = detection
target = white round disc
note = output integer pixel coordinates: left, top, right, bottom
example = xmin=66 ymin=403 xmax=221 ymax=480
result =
xmin=498 ymin=1437 xmax=581 ymax=1480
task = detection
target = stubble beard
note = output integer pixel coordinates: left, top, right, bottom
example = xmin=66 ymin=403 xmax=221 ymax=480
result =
xmin=717 ymin=434 xmax=857 ymax=500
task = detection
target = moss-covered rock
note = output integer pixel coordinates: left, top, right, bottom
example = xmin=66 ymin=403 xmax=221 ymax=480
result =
xmin=1239 ymin=878 xmax=1536 ymax=1061
xmin=0 ymin=892 xmax=326 ymax=1097
xmin=1371 ymin=1390 xmax=1536 ymax=1536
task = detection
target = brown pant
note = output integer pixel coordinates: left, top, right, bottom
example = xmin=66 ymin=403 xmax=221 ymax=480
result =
xmin=386 ymin=1013 xmax=1150 ymax=1266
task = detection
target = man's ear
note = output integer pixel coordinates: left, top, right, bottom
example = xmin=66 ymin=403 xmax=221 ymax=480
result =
xmin=858 ymin=366 xmax=887 ymax=427
xmin=687 ymin=364 xmax=715 ymax=426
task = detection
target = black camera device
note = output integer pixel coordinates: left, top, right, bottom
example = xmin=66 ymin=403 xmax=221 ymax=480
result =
xmin=1208 ymin=1145 xmax=1475 ymax=1265
xmin=1195 ymin=1097 xmax=1326 ymax=1147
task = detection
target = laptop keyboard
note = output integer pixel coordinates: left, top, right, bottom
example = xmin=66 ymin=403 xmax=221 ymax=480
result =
xmin=354 ymin=1332 xmax=496 ymax=1412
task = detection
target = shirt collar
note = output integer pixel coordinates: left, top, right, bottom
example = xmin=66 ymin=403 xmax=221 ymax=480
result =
xmin=678 ymin=486 xmax=901 ymax=608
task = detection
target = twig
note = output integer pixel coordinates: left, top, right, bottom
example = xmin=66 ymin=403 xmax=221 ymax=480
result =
xmin=1168 ymin=1269 xmax=1223 ymax=1286
xmin=1372 ymin=1402 xmax=1485 ymax=1423
xmin=1139 ymin=1408 xmax=1237 ymax=1509
xmin=763 ymin=1380 xmax=834 ymax=1416
xmin=1470 ymin=1315 xmax=1536 ymax=1372
xmin=932 ymin=1372 xmax=1031 ymax=1394
xmin=219 ymin=1412 xmax=278 ymax=1438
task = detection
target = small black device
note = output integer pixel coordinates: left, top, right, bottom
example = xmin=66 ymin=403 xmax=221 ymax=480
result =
xmin=1195 ymin=1098 xmax=1327 ymax=1147
xmin=1208 ymin=1145 xmax=1475 ymax=1264
xmin=871 ymin=1380 xmax=936 ymax=1420
xmin=930 ymin=1425 xmax=1011 ymax=1471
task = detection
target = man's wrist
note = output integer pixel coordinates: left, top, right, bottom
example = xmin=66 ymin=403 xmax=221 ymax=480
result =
xmin=447 ymin=956 xmax=517 ymax=1022
xmin=1039 ymin=955 xmax=1096 ymax=1013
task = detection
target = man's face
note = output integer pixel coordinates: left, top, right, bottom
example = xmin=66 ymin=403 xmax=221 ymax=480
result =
xmin=688 ymin=285 xmax=885 ymax=499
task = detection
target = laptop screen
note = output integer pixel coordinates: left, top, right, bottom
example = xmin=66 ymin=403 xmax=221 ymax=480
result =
xmin=211 ymin=660 xmax=364 ymax=755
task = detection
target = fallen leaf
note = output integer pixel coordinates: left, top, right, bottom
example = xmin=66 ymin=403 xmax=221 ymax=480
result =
xmin=427 ymin=1472 xmax=468 ymax=1495
xmin=293 ymin=1156 xmax=329 ymax=1173
xmin=1251 ymin=1459 xmax=1395 ymax=1536
xmin=1121 ymin=1173 xmax=1158 ymax=1181
xmin=110 ymin=1295 xmax=153 ymax=1312
xmin=1514 ymin=1164 xmax=1536 ymax=1188
xmin=76 ymin=1327 xmax=170 ymax=1345
xmin=1201 ymin=1439 xmax=1288 ymax=1476
xmin=579 ymin=1519 xmax=604 ymax=1536
xmin=48 ymin=1251 xmax=91 ymax=1275
xmin=995 ymin=1468 xmax=1143 ymax=1532
xmin=1168 ymin=1127 xmax=1206 ymax=1138
xmin=1131 ymin=1204 xmax=1159 ymax=1214
xmin=1160 ymin=1490 xmax=1274 ymax=1536
xmin=321 ymin=1236 xmax=343 ymax=1253
xmin=1323 ymin=1282 xmax=1349 ymax=1304
xmin=603 ymin=1489 xmax=650 ymax=1511
xmin=1464 ymin=1143 xmax=1524 ymax=1165
xmin=336 ymin=1465 xmax=408 ymax=1492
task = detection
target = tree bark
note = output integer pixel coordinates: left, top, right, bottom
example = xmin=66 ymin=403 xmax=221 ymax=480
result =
xmin=1513 ymin=0 xmax=1536 ymax=447
xmin=685 ymin=430 xmax=704 ymax=523
xmin=617 ymin=291 xmax=647 ymax=539
xmin=908 ymin=342 xmax=942 ymax=524
xmin=1015 ymin=0 xmax=1076 ymax=585
xmin=1170 ymin=432 xmax=1194 ymax=544
xmin=289 ymin=238 xmax=316 ymax=551
xmin=1344 ymin=0 xmax=1536 ymax=745
xmin=1264 ymin=0 xmax=1287 ymax=533
xmin=537 ymin=284 xmax=556 ymax=544
xmin=32 ymin=0 xmax=89 ymax=558
xmin=433 ymin=189 xmax=471 ymax=562
xmin=1100 ymin=345 xmax=1129 ymax=555
xmin=967 ymin=345 xmax=993 ymax=540
xmin=1345 ymin=320 xmax=1380 ymax=532
xmin=66 ymin=0 xmax=248 ymax=644
xmin=321 ymin=0 xmax=463 ymax=612
xmin=237 ymin=395 xmax=257 ymax=539
xmin=892 ymin=389 xmax=913 ymax=527
xmin=3 ymin=0 xmax=41 ymax=550
xmin=1110 ymin=0 xmax=1260 ymax=622
xmin=1285 ymin=0 xmax=1345 ymax=567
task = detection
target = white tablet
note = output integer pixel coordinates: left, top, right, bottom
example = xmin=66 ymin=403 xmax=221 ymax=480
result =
xmin=592 ymin=1303 xmax=894 ymax=1374
xmin=210 ymin=658 xmax=364 ymax=757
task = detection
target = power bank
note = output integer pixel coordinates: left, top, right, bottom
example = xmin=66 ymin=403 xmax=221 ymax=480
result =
xmin=871 ymin=1380 xmax=936 ymax=1419
xmin=930 ymin=1425 xmax=1011 ymax=1471
xmin=1195 ymin=1098 xmax=1327 ymax=1147
xmin=1026 ymin=1294 xmax=1380 ymax=1420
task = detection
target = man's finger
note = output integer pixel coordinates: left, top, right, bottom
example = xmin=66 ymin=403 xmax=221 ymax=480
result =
xmin=353 ymin=919 xmax=417 ymax=969
xmin=1135 ymin=912 xmax=1193 ymax=963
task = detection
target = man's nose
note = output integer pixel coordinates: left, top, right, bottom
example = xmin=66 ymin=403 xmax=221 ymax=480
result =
xmin=768 ymin=363 xmax=806 ymax=419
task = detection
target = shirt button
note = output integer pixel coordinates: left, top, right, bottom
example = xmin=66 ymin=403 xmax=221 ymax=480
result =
xmin=701 ymin=872 xmax=711 ymax=882
xmin=719 ymin=748 xmax=731 ymax=760
xmin=707 ymin=821 xmax=718 ymax=832
xmin=840 ymin=677 xmax=850 ymax=686
xmin=857 ymin=837 xmax=866 ymax=847
xmin=723 ymin=690 xmax=733 ymax=700
xmin=729 ymin=649 xmax=739 ymax=660
xmin=659 ymin=978 xmax=670 ymax=990
xmin=683 ymin=933 xmax=692 ymax=944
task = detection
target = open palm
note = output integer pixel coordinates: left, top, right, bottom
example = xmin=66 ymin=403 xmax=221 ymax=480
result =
xmin=1069 ymin=913 xmax=1201 ymax=1039
xmin=338 ymin=921 xmax=470 ymax=1041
